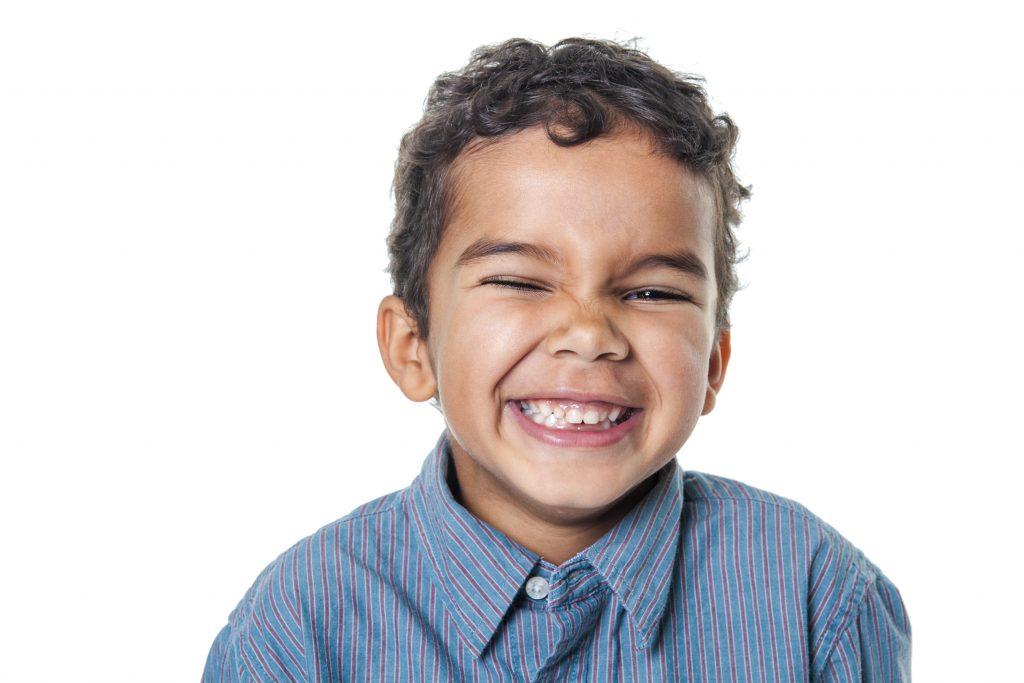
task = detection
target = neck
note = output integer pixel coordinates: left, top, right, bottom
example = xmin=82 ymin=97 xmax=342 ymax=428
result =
xmin=448 ymin=458 xmax=656 ymax=565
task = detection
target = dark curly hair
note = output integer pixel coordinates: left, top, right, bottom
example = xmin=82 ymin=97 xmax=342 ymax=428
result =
xmin=387 ymin=37 xmax=749 ymax=337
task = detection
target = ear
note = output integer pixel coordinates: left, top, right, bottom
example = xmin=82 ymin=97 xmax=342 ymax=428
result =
xmin=376 ymin=295 xmax=437 ymax=402
xmin=701 ymin=329 xmax=731 ymax=415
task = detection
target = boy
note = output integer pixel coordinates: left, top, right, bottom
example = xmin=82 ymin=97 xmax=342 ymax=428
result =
xmin=204 ymin=38 xmax=910 ymax=682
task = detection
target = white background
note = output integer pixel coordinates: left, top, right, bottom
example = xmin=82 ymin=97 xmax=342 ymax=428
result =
xmin=1 ymin=1 xmax=1021 ymax=681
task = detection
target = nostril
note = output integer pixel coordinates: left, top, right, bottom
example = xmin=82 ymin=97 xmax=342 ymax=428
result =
xmin=544 ymin=311 xmax=629 ymax=362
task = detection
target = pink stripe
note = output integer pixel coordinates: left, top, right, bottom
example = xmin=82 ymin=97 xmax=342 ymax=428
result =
xmin=775 ymin=507 xmax=795 ymax=676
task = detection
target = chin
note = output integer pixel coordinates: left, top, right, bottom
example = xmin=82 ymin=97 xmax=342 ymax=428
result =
xmin=527 ymin=475 xmax=642 ymax=515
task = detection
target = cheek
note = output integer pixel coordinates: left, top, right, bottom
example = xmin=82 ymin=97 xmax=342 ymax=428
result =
xmin=438 ymin=303 xmax=536 ymax=390
xmin=633 ymin=322 xmax=711 ymax=400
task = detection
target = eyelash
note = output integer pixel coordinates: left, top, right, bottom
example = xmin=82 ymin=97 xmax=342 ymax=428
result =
xmin=481 ymin=279 xmax=692 ymax=303
xmin=623 ymin=288 xmax=693 ymax=303
xmin=481 ymin=277 xmax=547 ymax=292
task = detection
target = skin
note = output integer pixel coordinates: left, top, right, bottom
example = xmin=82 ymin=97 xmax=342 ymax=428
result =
xmin=378 ymin=126 xmax=729 ymax=564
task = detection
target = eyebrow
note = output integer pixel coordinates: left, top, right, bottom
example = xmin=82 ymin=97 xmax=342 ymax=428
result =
xmin=455 ymin=239 xmax=564 ymax=267
xmin=626 ymin=250 xmax=709 ymax=281
xmin=455 ymin=238 xmax=708 ymax=281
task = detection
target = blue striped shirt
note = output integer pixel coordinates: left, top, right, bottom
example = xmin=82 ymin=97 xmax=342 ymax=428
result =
xmin=204 ymin=436 xmax=910 ymax=681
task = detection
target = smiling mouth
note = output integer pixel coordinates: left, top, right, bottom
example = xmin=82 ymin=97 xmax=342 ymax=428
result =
xmin=515 ymin=399 xmax=637 ymax=431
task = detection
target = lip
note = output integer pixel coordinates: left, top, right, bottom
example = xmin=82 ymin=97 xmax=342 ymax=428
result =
xmin=507 ymin=399 xmax=642 ymax=449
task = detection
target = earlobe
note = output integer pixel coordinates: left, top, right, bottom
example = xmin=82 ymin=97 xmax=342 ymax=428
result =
xmin=701 ymin=329 xmax=731 ymax=415
xmin=376 ymin=295 xmax=437 ymax=402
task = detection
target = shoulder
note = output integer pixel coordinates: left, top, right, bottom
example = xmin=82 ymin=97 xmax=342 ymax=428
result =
xmin=681 ymin=469 xmax=889 ymax=589
xmin=680 ymin=471 xmax=910 ymax=680
xmin=338 ymin=487 xmax=408 ymax=520
xmin=683 ymin=470 xmax=819 ymax=520
xmin=266 ymin=486 xmax=411 ymax=586
xmin=682 ymin=470 xmax=859 ymax=555
xmin=304 ymin=486 xmax=409 ymax=547
xmin=204 ymin=488 xmax=413 ymax=679
xmin=230 ymin=486 xmax=410 ymax=611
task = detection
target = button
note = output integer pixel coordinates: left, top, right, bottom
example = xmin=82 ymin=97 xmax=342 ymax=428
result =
xmin=525 ymin=576 xmax=550 ymax=600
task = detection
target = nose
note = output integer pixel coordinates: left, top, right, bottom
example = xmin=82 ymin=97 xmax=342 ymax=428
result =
xmin=543 ymin=300 xmax=629 ymax=362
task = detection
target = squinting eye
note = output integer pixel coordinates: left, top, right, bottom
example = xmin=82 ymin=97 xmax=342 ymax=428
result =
xmin=481 ymin=278 xmax=546 ymax=292
xmin=625 ymin=288 xmax=691 ymax=302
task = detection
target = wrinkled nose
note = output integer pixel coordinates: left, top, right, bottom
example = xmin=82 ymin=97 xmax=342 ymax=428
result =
xmin=543 ymin=301 xmax=629 ymax=362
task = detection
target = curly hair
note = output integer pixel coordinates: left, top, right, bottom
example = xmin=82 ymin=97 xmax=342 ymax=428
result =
xmin=387 ymin=37 xmax=749 ymax=337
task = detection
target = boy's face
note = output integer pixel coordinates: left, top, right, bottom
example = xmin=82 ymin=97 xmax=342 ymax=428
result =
xmin=384 ymin=126 xmax=728 ymax=531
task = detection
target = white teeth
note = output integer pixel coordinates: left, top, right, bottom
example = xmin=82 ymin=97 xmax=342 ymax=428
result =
xmin=517 ymin=399 xmax=631 ymax=431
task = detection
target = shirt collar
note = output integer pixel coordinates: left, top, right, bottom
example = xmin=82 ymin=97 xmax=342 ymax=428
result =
xmin=582 ymin=459 xmax=684 ymax=649
xmin=409 ymin=436 xmax=538 ymax=655
xmin=409 ymin=434 xmax=684 ymax=656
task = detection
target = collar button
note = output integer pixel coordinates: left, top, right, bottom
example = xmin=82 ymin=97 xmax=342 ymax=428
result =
xmin=525 ymin=576 xmax=550 ymax=600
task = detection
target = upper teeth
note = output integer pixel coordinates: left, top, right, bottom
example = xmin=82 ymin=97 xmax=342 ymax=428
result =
xmin=518 ymin=399 xmax=629 ymax=429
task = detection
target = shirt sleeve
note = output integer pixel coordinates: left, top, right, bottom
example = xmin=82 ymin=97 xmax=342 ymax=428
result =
xmin=202 ymin=554 xmax=312 ymax=683
xmin=202 ymin=622 xmax=241 ymax=683
xmin=816 ymin=571 xmax=911 ymax=683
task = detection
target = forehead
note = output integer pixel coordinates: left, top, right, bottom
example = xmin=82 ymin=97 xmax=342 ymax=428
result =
xmin=443 ymin=126 xmax=716 ymax=260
